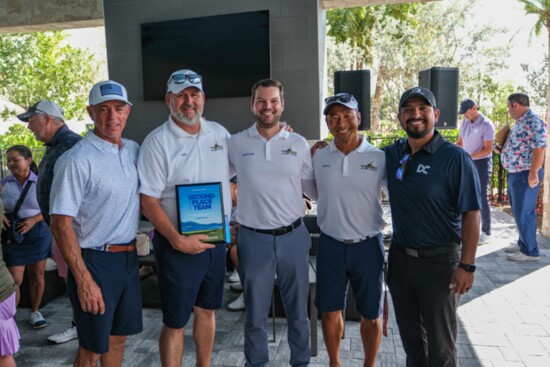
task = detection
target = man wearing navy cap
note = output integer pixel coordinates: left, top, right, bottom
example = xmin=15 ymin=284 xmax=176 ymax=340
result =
xmin=138 ymin=69 xmax=232 ymax=367
xmin=50 ymin=80 xmax=142 ymax=366
xmin=384 ymin=87 xmax=481 ymax=366
xmin=312 ymin=93 xmax=386 ymax=367
xmin=456 ymin=98 xmax=495 ymax=245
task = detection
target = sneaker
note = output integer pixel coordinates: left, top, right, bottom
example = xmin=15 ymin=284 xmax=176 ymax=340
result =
xmin=230 ymin=282 xmax=243 ymax=292
xmin=47 ymin=325 xmax=78 ymax=344
xmin=478 ymin=233 xmax=491 ymax=245
xmin=504 ymin=243 xmax=520 ymax=253
xmin=29 ymin=311 xmax=47 ymax=329
xmin=227 ymin=294 xmax=245 ymax=311
xmin=507 ymin=252 xmax=540 ymax=262
xmin=227 ymin=270 xmax=240 ymax=283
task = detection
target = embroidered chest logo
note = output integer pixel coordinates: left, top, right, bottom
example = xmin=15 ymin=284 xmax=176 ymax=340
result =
xmin=416 ymin=164 xmax=430 ymax=175
xmin=210 ymin=143 xmax=224 ymax=152
xmin=281 ymin=148 xmax=297 ymax=156
xmin=360 ymin=162 xmax=377 ymax=171
xmin=322 ymin=164 xmax=331 ymax=168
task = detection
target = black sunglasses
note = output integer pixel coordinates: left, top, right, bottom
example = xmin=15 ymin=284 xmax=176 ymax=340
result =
xmin=396 ymin=153 xmax=410 ymax=181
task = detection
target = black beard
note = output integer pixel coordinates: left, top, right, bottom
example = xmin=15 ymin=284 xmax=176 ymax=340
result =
xmin=405 ymin=128 xmax=431 ymax=139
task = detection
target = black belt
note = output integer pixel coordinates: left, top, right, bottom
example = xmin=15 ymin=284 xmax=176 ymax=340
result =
xmin=393 ymin=244 xmax=460 ymax=258
xmin=242 ymin=218 xmax=302 ymax=236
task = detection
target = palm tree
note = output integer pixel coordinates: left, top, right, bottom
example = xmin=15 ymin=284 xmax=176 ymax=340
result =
xmin=516 ymin=0 xmax=550 ymax=235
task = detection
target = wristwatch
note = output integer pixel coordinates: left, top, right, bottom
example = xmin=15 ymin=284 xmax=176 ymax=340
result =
xmin=458 ymin=262 xmax=476 ymax=273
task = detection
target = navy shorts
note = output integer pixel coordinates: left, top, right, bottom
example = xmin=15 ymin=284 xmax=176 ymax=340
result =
xmin=154 ymin=232 xmax=225 ymax=329
xmin=315 ymin=232 xmax=384 ymax=320
xmin=67 ymin=249 xmax=143 ymax=354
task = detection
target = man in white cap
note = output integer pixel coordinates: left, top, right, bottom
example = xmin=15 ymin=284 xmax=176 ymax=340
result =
xmin=138 ymin=70 xmax=231 ymax=367
xmin=50 ymin=80 xmax=142 ymax=367
xmin=17 ymin=100 xmax=82 ymax=343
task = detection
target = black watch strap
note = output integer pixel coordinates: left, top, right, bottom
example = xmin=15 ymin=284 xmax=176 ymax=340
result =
xmin=458 ymin=262 xmax=476 ymax=273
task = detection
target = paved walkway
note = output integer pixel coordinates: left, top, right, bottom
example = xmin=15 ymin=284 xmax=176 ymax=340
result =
xmin=12 ymin=208 xmax=550 ymax=366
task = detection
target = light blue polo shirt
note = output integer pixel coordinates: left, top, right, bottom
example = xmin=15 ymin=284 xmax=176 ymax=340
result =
xmin=1 ymin=171 xmax=42 ymax=219
xmin=50 ymin=132 xmax=140 ymax=249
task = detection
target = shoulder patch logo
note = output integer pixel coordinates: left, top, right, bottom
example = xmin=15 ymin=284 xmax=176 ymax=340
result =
xmin=281 ymin=148 xmax=297 ymax=156
xmin=360 ymin=162 xmax=378 ymax=171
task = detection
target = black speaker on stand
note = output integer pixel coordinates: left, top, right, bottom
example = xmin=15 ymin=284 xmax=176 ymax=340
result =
xmin=418 ymin=67 xmax=459 ymax=129
xmin=334 ymin=70 xmax=370 ymax=130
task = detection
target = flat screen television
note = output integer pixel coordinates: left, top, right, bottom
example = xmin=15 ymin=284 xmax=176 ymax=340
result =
xmin=141 ymin=10 xmax=270 ymax=100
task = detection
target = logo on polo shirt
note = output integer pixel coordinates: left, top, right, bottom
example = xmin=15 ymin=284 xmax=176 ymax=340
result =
xmin=281 ymin=148 xmax=297 ymax=156
xmin=210 ymin=143 xmax=224 ymax=152
xmin=242 ymin=152 xmax=255 ymax=157
xmin=417 ymin=164 xmax=430 ymax=174
xmin=360 ymin=162 xmax=377 ymax=171
xmin=322 ymin=164 xmax=331 ymax=168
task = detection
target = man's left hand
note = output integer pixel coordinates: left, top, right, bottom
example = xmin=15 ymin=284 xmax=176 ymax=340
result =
xmin=449 ymin=268 xmax=474 ymax=294
xmin=528 ymin=170 xmax=540 ymax=188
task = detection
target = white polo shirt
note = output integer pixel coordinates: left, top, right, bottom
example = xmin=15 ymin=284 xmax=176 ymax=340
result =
xmin=229 ymin=124 xmax=314 ymax=229
xmin=313 ymin=136 xmax=386 ymax=240
xmin=50 ymin=132 xmax=140 ymax=249
xmin=138 ymin=116 xmax=231 ymax=228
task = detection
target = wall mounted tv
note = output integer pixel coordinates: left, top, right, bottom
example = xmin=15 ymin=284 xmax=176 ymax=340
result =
xmin=141 ymin=10 xmax=270 ymax=100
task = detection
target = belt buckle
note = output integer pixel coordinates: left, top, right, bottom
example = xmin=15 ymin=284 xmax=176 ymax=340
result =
xmin=405 ymin=248 xmax=419 ymax=258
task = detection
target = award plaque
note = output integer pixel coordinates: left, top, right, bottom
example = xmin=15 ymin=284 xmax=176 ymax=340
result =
xmin=176 ymin=182 xmax=227 ymax=243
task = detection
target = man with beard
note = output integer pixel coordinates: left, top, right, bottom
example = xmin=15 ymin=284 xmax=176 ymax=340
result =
xmin=138 ymin=69 xmax=231 ymax=367
xmin=384 ymin=87 xmax=481 ymax=367
xmin=228 ymin=79 xmax=315 ymax=367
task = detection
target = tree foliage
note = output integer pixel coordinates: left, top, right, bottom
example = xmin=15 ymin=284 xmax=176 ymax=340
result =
xmin=0 ymin=31 xmax=99 ymax=121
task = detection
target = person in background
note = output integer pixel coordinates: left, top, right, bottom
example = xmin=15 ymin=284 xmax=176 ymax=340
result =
xmin=0 ymin=199 xmax=20 ymax=367
xmin=311 ymin=93 xmax=386 ymax=367
xmin=227 ymin=176 xmax=245 ymax=312
xmin=456 ymin=98 xmax=495 ymax=245
xmin=50 ymin=80 xmax=142 ymax=367
xmin=1 ymin=145 xmax=52 ymax=329
xmin=384 ymin=87 xmax=481 ymax=367
xmin=18 ymin=100 xmax=82 ymax=344
xmin=500 ymin=93 xmax=547 ymax=261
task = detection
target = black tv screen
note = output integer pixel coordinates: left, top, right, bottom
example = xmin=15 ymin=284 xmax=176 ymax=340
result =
xmin=141 ymin=10 xmax=270 ymax=100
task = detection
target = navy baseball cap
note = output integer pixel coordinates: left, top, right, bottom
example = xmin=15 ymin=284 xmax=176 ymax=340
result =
xmin=399 ymin=87 xmax=437 ymax=109
xmin=458 ymin=99 xmax=477 ymax=114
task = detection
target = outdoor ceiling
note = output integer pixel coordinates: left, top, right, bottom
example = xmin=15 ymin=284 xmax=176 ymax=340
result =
xmin=323 ymin=0 xmax=438 ymax=9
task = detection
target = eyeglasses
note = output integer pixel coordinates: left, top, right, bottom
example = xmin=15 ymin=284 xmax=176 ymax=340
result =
xmin=325 ymin=93 xmax=353 ymax=105
xmin=169 ymin=73 xmax=202 ymax=85
xmin=396 ymin=153 xmax=410 ymax=181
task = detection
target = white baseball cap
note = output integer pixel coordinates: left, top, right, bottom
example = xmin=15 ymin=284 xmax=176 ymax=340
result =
xmin=166 ymin=69 xmax=203 ymax=94
xmin=17 ymin=100 xmax=65 ymax=122
xmin=89 ymin=80 xmax=132 ymax=106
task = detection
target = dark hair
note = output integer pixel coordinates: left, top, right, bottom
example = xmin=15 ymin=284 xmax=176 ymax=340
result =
xmin=508 ymin=93 xmax=530 ymax=107
xmin=250 ymin=79 xmax=284 ymax=103
xmin=7 ymin=145 xmax=38 ymax=174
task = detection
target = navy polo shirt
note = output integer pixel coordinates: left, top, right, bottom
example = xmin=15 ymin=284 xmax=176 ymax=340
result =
xmin=37 ymin=125 xmax=82 ymax=225
xmin=384 ymin=131 xmax=481 ymax=248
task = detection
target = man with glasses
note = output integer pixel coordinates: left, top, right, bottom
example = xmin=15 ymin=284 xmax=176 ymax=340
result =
xmin=384 ymin=87 xmax=481 ymax=367
xmin=18 ymin=100 xmax=82 ymax=343
xmin=138 ymin=69 xmax=232 ymax=367
xmin=311 ymin=93 xmax=386 ymax=367
xmin=229 ymin=79 xmax=315 ymax=367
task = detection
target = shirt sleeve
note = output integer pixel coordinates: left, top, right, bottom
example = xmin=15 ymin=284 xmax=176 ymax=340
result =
xmin=50 ymin=155 xmax=87 ymax=217
xmin=451 ymin=151 xmax=482 ymax=214
xmin=531 ymin=118 xmax=547 ymax=149
xmin=137 ymin=136 xmax=167 ymax=199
